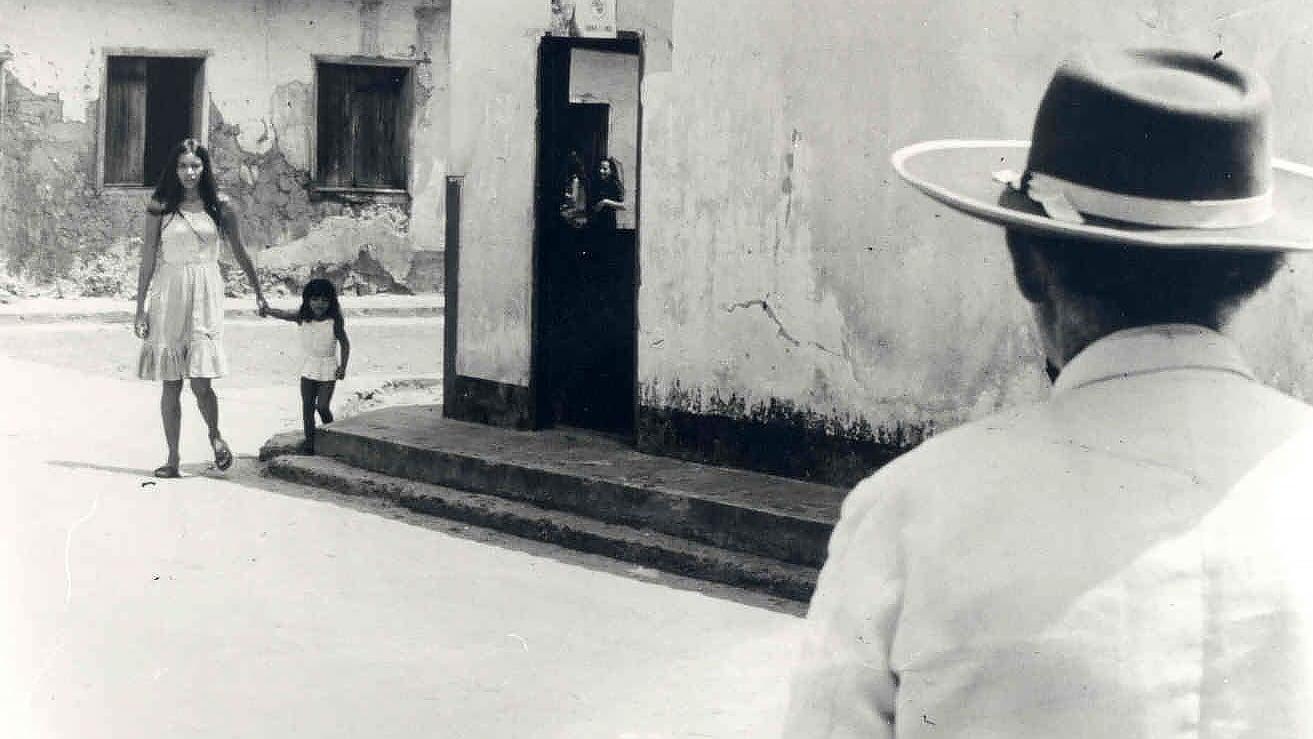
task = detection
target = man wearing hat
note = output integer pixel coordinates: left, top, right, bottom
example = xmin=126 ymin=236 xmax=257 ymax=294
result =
xmin=784 ymin=49 xmax=1313 ymax=737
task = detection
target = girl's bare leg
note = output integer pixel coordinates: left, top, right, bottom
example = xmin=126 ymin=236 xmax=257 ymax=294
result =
xmin=300 ymin=378 xmax=318 ymax=453
xmin=316 ymin=381 xmax=336 ymax=424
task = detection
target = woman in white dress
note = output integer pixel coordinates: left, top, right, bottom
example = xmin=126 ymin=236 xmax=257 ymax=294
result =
xmin=133 ymin=138 xmax=268 ymax=478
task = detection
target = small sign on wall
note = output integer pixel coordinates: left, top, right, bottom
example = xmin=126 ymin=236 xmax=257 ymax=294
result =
xmin=549 ymin=0 xmax=617 ymax=39
xmin=575 ymin=0 xmax=617 ymax=38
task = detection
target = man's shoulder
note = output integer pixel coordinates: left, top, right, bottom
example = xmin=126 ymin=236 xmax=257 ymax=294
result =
xmin=876 ymin=403 xmax=1041 ymax=475
xmin=840 ymin=382 xmax=1313 ymax=524
xmin=837 ymin=404 xmax=1044 ymax=523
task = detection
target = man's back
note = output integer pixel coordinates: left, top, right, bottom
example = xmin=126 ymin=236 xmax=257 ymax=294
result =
xmin=787 ymin=326 xmax=1313 ymax=737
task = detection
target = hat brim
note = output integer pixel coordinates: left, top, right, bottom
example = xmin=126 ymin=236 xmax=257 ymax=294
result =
xmin=892 ymin=139 xmax=1313 ymax=252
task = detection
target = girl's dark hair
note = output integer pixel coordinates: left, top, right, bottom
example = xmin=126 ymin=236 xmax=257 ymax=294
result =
xmin=150 ymin=138 xmax=225 ymax=234
xmin=298 ymin=278 xmax=343 ymax=324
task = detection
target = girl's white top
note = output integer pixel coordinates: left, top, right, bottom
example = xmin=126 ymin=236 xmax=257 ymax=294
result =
xmin=299 ymin=318 xmax=338 ymax=381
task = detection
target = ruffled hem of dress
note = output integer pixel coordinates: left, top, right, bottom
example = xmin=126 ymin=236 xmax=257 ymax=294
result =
xmin=137 ymin=337 xmax=228 ymax=381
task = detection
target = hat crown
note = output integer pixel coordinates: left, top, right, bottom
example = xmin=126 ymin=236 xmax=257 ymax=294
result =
xmin=1027 ymin=49 xmax=1272 ymax=202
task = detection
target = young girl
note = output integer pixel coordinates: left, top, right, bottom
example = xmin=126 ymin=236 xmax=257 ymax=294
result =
xmin=261 ymin=279 xmax=350 ymax=454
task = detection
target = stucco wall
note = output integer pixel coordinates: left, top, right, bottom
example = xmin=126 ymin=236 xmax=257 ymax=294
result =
xmin=449 ymin=0 xmax=543 ymax=384
xmin=0 ymin=0 xmax=450 ymax=296
xmin=445 ymin=0 xmax=1313 ymax=468
xmin=638 ymin=0 xmax=1313 ymax=457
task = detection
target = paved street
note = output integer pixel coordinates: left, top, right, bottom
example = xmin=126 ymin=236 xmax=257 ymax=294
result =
xmin=0 ymin=313 xmax=803 ymax=738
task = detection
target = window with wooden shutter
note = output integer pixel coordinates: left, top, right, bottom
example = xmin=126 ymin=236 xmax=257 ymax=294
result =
xmin=102 ymin=54 xmax=205 ymax=187
xmin=315 ymin=61 xmax=413 ymax=191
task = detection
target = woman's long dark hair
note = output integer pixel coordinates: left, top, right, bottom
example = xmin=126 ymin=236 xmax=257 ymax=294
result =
xmin=151 ymin=138 xmax=225 ymax=234
xmin=598 ymin=156 xmax=624 ymax=201
xmin=298 ymin=278 xmax=343 ymax=324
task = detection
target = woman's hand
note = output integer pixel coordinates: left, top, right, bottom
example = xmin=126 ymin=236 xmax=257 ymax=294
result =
xmin=134 ymin=311 xmax=149 ymax=340
xmin=256 ymin=294 xmax=270 ymax=317
xmin=335 ymin=364 xmax=347 ymax=380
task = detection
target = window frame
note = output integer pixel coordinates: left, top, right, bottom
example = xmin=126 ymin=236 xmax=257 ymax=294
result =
xmin=311 ymin=55 xmax=419 ymax=197
xmin=97 ymin=48 xmax=211 ymax=191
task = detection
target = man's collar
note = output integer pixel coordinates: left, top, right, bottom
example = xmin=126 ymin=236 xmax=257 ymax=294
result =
xmin=1052 ymin=324 xmax=1256 ymax=396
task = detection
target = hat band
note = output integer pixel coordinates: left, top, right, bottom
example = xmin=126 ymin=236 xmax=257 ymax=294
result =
xmin=1019 ymin=171 xmax=1275 ymax=229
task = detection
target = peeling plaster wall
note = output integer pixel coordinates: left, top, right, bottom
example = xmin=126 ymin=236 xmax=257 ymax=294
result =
xmin=450 ymin=0 xmax=671 ymax=386
xmin=638 ymin=0 xmax=1313 ymax=463
xmin=0 ymin=0 xmax=451 ymax=295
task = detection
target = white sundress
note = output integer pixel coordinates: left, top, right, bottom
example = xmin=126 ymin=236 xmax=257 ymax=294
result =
xmin=299 ymin=319 xmax=339 ymax=381
xmin=137 ymin=209 xmax=227 ymax=381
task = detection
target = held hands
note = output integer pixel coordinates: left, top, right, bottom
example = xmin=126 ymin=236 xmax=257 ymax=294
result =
xmin=256 ymin=294 xmax=270 ymax=318
xmin=134 ymin=312 xmax=149 ymax=340
xmin=335 ymin=364 xmax=347 ymax=380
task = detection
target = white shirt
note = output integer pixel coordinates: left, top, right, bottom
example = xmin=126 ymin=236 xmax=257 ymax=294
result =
xmin=784 ymin=325 xmax=1313 ymax=738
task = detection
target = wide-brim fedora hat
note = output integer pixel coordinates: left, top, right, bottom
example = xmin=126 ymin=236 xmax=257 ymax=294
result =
xmin=892 ymin=48 xmax=1313 ymax=252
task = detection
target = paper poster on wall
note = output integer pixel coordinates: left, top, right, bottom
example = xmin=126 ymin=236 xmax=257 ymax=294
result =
xmin=575 ymin=0 xmax=617 ymax=38
xmin=549 ymin=0 xmax=576 ymax=36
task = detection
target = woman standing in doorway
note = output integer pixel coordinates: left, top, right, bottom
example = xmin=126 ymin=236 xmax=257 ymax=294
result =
xmin=134 ymin=138 xmax=268 ymax=478
xmin=589 ymin=156 xmax=626 ymax=233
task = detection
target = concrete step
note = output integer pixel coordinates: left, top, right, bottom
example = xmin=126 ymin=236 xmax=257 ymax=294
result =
xmin=265 ymin=454 xmax=820 ymax=602
xmin=310 ymin=405 xmax=846 ymax=569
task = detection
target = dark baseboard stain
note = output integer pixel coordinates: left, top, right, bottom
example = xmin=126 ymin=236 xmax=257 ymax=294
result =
xmin=446 ymin=374 xmax=533 ymax=430
xmin=636 ymin=403 xmax=923 ymax=489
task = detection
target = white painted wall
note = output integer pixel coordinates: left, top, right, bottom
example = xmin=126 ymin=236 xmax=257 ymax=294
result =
xmin=639 ymin=0 xmax=1313 ymax=439
xmin=444 ymin=0 xmax=1313 ymax=443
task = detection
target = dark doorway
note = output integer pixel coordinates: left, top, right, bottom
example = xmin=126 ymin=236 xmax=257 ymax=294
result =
xmin=533 ymin=35 xmax=641 ymax=437
xmin=564 ymin=103 xmax=609 ymax=178
xmin=104 ymin=55 xmax=204 ymax=186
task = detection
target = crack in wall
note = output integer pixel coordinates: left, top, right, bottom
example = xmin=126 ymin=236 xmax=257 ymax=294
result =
xmin=724 ymin=295 xmax=841 ymax=357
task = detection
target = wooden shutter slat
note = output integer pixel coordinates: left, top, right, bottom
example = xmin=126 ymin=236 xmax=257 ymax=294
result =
xmin=105 ymin=57 xmax=147 ymax=184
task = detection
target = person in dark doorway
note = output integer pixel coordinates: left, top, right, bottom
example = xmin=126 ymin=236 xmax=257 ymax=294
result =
xmin=559 ymin=149 xmax=590 ymax=232
xmin=134 ymin=138 xmax=268 ymax=478
xmin=785 ymin=49 xmax=1313 ymax=736
xmin=548 ymin=149 xmax=591 ymax=421
xmin=589 ymin=156 xmax=626 ymax=233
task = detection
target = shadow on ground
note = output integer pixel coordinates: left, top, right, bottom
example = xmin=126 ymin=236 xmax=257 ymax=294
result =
xmin=48 ymin=454 xmax=806 ymax=617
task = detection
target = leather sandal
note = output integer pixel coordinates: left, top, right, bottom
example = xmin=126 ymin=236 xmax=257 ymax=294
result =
xmin=212 ymin=438 xmax=234 ymax=471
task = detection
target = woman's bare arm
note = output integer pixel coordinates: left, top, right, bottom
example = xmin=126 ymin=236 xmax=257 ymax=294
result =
xmin=134 ymin=204 xmax=163 ymax=338
xmin=220 ymin=197 xmax=268 ymax=312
